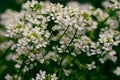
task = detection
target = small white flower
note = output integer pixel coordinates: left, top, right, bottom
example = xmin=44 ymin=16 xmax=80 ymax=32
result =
xmin=51 ymin=74 xmax=57 ymax=80
xmin=87 ymin=61 xmax=96 ymax=70
xmin=113 ymin=67 xmax=120 ymax=76
xmin=5 ymin=74 xmax=12 ymax=80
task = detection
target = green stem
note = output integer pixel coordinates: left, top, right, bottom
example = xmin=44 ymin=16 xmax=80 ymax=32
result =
xmin=94 ymin=9 xmax=120 ymax=42
xmin=43 ymin=25 xmax=70 ymax=57
xmin=57 ymin=25 xmax=70 ymax=41
xmin=57 ymin=29 xmax=78 ymax=80
xmin=16 ymin=54 xmax=28 ymax=80
xmin=78 ymin=69 xmax=88 ymax=80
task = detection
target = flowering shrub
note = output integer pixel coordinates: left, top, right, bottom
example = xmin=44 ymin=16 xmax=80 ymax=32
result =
xmin=0 ymin=0 xmax=120 ymax=80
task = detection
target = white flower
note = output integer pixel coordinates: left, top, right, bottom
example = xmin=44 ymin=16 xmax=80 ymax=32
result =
xmin=92 ymin=8 xmax=109 ymax=21
xmin=5 ymin=74 xmax=12 ymax=80
xmin=87 ymin=61 xmax=96 ymax=70
xmin=51 ymin=74 xmax=58 ymax=80
xmin=33 ymin=70 xmax=58 ymax=80
xmin=5 ymin=74 xmax=21 ymax=80
xmin=36 ymin=70 xmax=46 ymax=80
xmin=113 ymin=67 xmax=120 ymax=76
xmin=1 ymin=1 xmax=120 ymax=79
xmin=63 ymin=69 xmax=71 ymax=76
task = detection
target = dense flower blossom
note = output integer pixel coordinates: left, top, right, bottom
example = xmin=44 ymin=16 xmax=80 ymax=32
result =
xmin=0 ymin=0 xmax=120 ymax=79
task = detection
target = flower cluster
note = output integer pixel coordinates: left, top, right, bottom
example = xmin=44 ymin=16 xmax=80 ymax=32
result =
xmin=0 ymin=0 xmax=120 ymax=80
xmin=32 ymin=70 xmax=57 ymax=80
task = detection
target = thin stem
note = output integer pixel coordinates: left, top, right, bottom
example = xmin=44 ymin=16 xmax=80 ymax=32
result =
xmin=78 ymin=69 xmax=88 ymax=80
xmin=59 ymin=29 xmax=78 ymax=67
xmin=57 ymin=25 xmax=70 ymax=41
xmin=16 ymin=54 xmax=28 ymax=80
xmin=94 ymin=9 xmax=120 ymax=42
xmin=102 ymin=9 xmax=120 ymax=24
xmin=43 ymin=25 xmax=70 ymax=57
xmin=57 ymin=29 xmax=78 ymax=80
